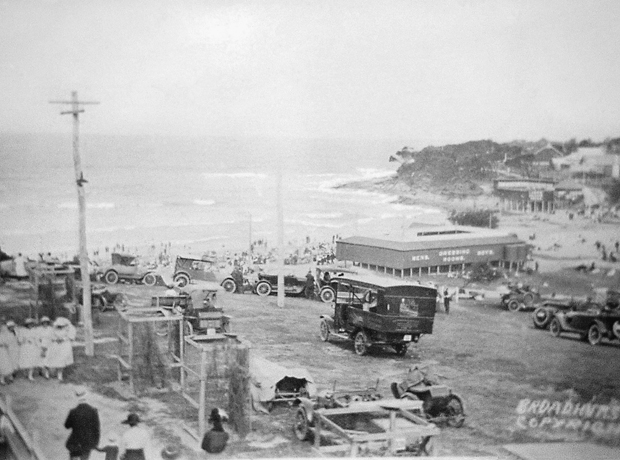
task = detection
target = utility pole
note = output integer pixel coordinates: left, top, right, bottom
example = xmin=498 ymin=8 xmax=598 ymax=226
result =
xmin=276 ymin=168 xmax=285 ymax=308
xmin=50 ymin=91 xmax=99 ymax=356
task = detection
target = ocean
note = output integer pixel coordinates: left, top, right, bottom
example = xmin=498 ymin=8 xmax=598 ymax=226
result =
xmin=0 ymin=133 xmax=446 ymax=259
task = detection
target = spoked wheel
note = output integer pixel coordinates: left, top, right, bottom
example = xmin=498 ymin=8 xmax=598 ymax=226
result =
xmin=507 ymin=299 xmax=521 ymax=312
xmin=319 ymin=319 xmax=330 ymax=342
xmin=255 ymin=281 xmax=272 ymax=297
xmin=173 ymin=273 xmax=190 ymax=288
xmin=319 ymin=287 xmax=335 ymax=303
xmin=142 ymin=273 xmax=157 ymax=286
xmin=549 ymin=318 xmax=562 ymax=337
xmin=393 ymin=343 xmax=408 ymax=356
xmin=92 ymin=295 xmax=107 ymax=313
xmin=588 ymin=323 xmax=602 ymax=346
xmin=104 ymin=271 xmax=119 ymax=285
xmin=221 ymin=279 xmax=237 ymax=293
xmin=293 ymin=407 xmax=311 ymax=441
xmin=445 ymin=395 xmax=465 ymax=428
xmin=353 ymin=330 xmax=370 ymax=356
xmin=532 ymin=308 xmax=550 ymax=329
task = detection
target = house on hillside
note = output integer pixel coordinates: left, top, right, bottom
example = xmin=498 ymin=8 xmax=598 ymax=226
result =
xmin=532 ymin=144 xmax=564 ymax=169
xmin=552 ymin=146 xmax=620 ymax=181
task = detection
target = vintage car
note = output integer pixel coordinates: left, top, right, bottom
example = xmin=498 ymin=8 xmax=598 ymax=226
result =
xmin=100 ymin=253 xmax=157 ymax=286
xmin=501 ymin=284 xmax=542 ymax=312
xmin=319 ymin=275 xmax=437 ymax=356
xmin=549 ymin=301 xmax=620 ymax=346
xmin=172 ymin=255 xmax=217 ymax=288
xmin=154 ymin=283 xmax=230 ymax=337
xmin=314 ymin=265 xmax=358 ymax=303
xmin=532 ymin=297 xmax=593 ymax=329
xmin=254 ymin=272 xmax=309 ymax=297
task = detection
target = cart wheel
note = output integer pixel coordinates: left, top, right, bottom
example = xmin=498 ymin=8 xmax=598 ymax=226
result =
xmin=532 ymin=308 xmax=550 ymax=329
xmin=354 ymin=330 xmax=370 ymax=356
xmin=221 ymin=279 xmax=237 ymax=293
xmin=183 ymin=320 xmax=194 ymax=337
xmin=173 ymin=273 xmax=190 ymax=288
xmin=104 ymin=270 xmax=119 ymax=285
xmin=293 ymin=407 xmax=311 ymax=441
xmin=393 ymin=344 xmax=408 ymax=356
xmin=142 ymin=273 xmax=157 ymax=287
xmin=445 ymin=395 xmax=465 ymax=428
xmin=549 ymin=318 xmax=562 ymax=337
xmin=256 ymin=281 xmax=272 ymax=297
xmin=420 ymin=435 xmax=437 ymax=456
xmin=507 ymin=299 xmax=520 ymax=312
xmin=588 ymin=323 xmax=602 ymax=346
xmin=319 ymin=319 xmax=330 ymax=342
xmin=93 ymin=296 xmax=107 ymax=313
xmin=319 ymin=287 xmax=335 ymax=303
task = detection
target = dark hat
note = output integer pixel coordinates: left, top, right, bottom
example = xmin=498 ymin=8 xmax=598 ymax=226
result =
xmin=121 ymin=413 xmax=140 ymax=426
xmin=208 ymin=408 xmax=221 ymax=423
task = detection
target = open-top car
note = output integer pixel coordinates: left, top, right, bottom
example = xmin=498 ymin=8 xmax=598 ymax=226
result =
xmin=254 ymin=272 xmax=309 ymax=297
xmin=172 ymin=255 xmax=217 ymax=288
xmin=100 ymin=253 xmax=157 ymax=286
xmin=532 ymin=297 xmax=593 ymax=329
xmin=549 ymin=299 xmax=620 ymax=346
xmin=319 ymin=275 xmax=437 ymax=356
xmin=501 ymin=283 xmax=542 ymax=312
xmin=314 ymin=265 xmax=358 ymax=303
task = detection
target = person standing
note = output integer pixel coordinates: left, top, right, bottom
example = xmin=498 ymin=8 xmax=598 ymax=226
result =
xmin=119 ymin=413 xmax=150 ymax=460
xmin=304 ymin=269 xmax=315 ymax=299
xmin=5 ymin=320 xmax=19 ymax=381
xmin=18 ymin=318 xmax=41 ymax=381
xmin=38 ymin=316 xmax=53 ymax=379
xmin=47 ymin=317 xmax=76 ymax=381
xmin=14 ymin=253 xmax=28 ymax=278
xmin=443 ymin=288 xmax=452 ymax=315
xmin=201 ymin=408 xmax=229 ymax=454
xmin=0 ymin=322 xmax=16 ymax=385
xmin=65 ymin=387 xmax=101 ymax=460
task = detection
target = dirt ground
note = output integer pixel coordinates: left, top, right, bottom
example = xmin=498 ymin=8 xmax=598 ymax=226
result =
xmin=2 ymin=266 xmax=620 ymax=459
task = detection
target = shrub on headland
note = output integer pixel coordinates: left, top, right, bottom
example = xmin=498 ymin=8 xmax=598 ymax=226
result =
xmin=448 ymin=209 xmax=499 ymax=228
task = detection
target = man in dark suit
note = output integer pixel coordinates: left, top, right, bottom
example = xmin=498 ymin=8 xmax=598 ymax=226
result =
xmin=64 ymin=387 xmax=100 ymax=460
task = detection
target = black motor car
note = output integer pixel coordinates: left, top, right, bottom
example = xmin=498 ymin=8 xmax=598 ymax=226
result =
xmin=549 ymin=300 xmax=620 ymax=346
xmin=254 ymin=273 xmax=308 ymax=297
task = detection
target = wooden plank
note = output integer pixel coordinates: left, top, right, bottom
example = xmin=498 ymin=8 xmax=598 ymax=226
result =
xmin=182 ymin=392 xmax=199 ymax=409
xmin=315 ymin=413 xmax=353 ymax=441
xmin=0 ymin=395 xmax=48 ymax=460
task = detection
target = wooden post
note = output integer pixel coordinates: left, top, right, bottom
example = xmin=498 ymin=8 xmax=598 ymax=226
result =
xmin=276 ymin=167 xmax=285 ymax=308
xmin=199 ymin=348 xmax=207 ymax=437
xmin=128 ymin=322 xmax=134 ymax=394
xmin=179 ymin=319 xmax=185 ymax=389
xmin=50 ymin=91 xmax=99 ymax=356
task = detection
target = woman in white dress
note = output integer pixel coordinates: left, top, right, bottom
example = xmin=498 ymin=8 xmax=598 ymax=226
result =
xmin=38 ymin=316 xmax=54 ymax=379
xmin=18 ymin=318 xmax=41 ymax=381
xmin=5 ymin=320 xmax=19 ymax=380
xmin=0 ymin=323 xmax=16 ymax=384
xmin=47 ymin=317 xmax=76 ymax=381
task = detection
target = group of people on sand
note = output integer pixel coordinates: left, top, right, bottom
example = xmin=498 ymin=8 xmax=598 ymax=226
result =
xmin=0 ymin=315 xmax=75 ymax=384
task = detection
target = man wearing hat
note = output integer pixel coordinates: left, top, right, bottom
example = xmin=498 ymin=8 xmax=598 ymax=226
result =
xmin=201 ymin=408 xmax=229 ymax=454
xmin=119 ymin=413 xmax=150 ymax=460
xmin=64 ymin=387 xmax=101 ymax=460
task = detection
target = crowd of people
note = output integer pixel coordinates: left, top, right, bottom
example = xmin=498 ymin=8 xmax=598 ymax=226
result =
xmin=0 ymin=315 xmax=76 ymax=384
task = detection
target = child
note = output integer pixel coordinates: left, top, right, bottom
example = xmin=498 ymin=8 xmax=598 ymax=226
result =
xmin=95 ymin=433 xmax=119 ymax=460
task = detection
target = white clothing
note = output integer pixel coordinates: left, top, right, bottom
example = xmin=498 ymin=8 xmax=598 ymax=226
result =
xmin=0 ymin=328 xmax=15 ymax=376
xmin=46 ymin=324 xmax=76 ymax=369
xmin=120 ymin=425 xmax=150 ymax=456
xmin=38 ymin=325 xmax=54 ymax=367
xmin=18 ymin=327 xmax=41 ymax=369
xmin=14 ymin=256 xmax=27 ymax=277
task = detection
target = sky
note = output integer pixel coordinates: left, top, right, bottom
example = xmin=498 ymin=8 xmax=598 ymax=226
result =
xmin=1 ymin=0 xmax=620 ymax=144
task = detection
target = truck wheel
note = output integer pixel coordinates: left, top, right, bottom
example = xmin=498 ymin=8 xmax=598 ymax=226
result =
xmin=142 ymin=273 xmax=157 ymax=286
xmin=549 ymin=318 xmax=562 ymax=337
xmin=354 ymin=330 xmax=370 ymax=356
xmin=221 ymin=279 xmax=237 ymax=293
xmin=173 ymin=273 xmax=190 ymax=288
xmin=293 ymin=407 xmax=311 ymax=441
xmin=104 ymin=271 xmax=119 ymax=285
xmin=588 ymin=324 xmax=602 ymax=346
xmin=319 ymin=287 xmax=335 ymax=303
xmin=445 ymin=395 xmax=465 ymax=428
xmin=319 ymin=319 xmax=330 ymax=342
xmin=507 ymin=299 xmax=520 ymax=312
xmin=256 ymin=281 xmax=272 ymax=296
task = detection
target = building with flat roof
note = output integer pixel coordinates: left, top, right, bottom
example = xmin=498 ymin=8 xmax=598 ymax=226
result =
xmin=336 ymin=226 xmax=529 ymax=278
